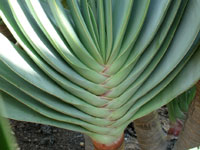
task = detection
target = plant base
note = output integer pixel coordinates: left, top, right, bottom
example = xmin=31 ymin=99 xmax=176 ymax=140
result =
xmin=91 ymin=134 xmax=124 ymax=150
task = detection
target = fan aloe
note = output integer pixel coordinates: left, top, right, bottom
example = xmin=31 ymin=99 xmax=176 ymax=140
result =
xmin=0 ymin=0 xmax=200 ymax=149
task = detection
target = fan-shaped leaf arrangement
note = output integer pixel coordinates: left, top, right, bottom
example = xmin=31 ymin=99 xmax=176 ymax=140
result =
xmin=0 ymin=0 xmax=200 ymax=144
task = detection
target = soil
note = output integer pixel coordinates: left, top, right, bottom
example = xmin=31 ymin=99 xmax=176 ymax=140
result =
xmin=10 ymin=107 xmax=176 ymax=150
xmin=10 ymin=120 xmax=85 ymax=150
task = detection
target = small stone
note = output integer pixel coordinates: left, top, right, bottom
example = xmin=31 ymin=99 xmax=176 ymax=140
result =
xmin=23 ymin=137 xmax=28 ymax=141
xmin=11 ymin=131 xmax=15 ymax=135
xmin=33 ymin=138 xmax=38 ymax=142
xmin=80 ymin=142 xmax=84 ymax=146
xmin=41 ymin=125 xmax=52 ymax=135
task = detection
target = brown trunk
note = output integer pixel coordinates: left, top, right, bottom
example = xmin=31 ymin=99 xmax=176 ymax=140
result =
xmin=173 ymin=81 xmax=200 ymax=150
xmin=0 ymin=24 xmax=16 ymax=43
xmin=134 ymin=111 xmax=167 ymax=150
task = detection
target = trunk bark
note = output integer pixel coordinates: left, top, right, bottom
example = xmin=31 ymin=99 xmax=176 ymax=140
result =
xmin=84 ymin=134 xmax=124 ymax=150
xmin=173 ymin=81 xmax=200 ymax=150
xmin=134 ymin=111 xmax=167 ymax=150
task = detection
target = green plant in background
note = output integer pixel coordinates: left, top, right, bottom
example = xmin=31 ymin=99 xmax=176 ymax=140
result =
xmin=167 ymin=86 xmax=196 ymax=137
xmin=167 ymin=87 xmax=196 ymax=122
xmin=0 ymin=0 xmax=200 ymax=149
xmin=167 ymin=86 xmax=196 ymax=123
xmin=0 ymin=97 xmax=17 ymax=150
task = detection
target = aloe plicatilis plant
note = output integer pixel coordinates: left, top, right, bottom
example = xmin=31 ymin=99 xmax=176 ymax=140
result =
xmin=0 ymin=0 xmax=200 ymax=149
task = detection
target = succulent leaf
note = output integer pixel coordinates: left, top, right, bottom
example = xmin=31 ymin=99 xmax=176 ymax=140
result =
xmin=0 ymin=0 xmax=200 ymax=144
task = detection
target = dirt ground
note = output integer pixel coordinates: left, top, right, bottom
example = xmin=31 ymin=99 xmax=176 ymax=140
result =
xmin=10 ymin=107 xmax=176 ymax=150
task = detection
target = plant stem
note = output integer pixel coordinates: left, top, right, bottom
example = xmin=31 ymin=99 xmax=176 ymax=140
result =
xmin=173 ymin=81 xmax=200 ymax=150
xmin=134 ymin=111 xmax=167 ymax=150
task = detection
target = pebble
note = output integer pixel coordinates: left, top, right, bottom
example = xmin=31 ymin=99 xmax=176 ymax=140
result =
xmin=11 ymin=131 xmax=15 ymax=135
xmin=80 ymin=142 xmax=84 ymax=146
